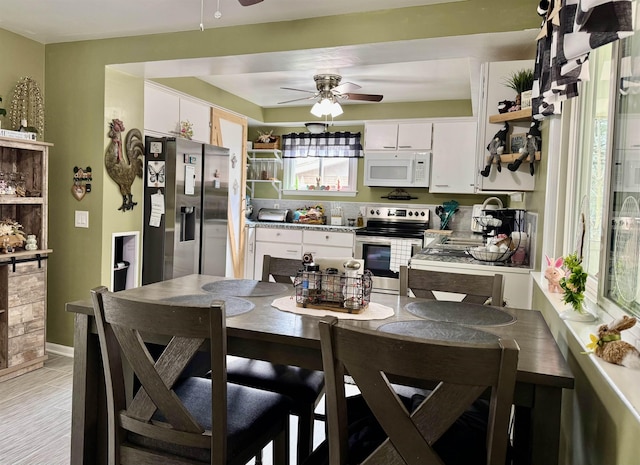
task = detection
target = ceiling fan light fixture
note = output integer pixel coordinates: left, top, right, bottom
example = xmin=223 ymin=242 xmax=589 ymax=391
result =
xmin=310 ymin=101 xmax=324 ymax=117
xmin=330 ymin=101 xmax=343 ymax=117
xmin=305 ymin=122 xmax=327 ymax=134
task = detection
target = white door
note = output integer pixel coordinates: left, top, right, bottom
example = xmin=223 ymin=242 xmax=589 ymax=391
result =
xmin=431 ymin=120 xmax=477 ymax=193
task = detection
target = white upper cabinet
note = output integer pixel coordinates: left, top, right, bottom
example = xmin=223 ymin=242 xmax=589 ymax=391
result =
xmin=179 ymin=98 xmax=211 ymax=144
xmin=476 ymin=60 xmax=536 ymax=192
xmin=364 ymin=121 xmax=432 ymax=151
xmin=430 ymin=118 xmax=478 ymax=194
xmin=144 ymin=82 xmax=212 ymax=143
xmin=144 ymin=83 xmax=180 ymax=136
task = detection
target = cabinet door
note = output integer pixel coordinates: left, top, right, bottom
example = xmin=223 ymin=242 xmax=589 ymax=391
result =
xmin=303 ymin=230 xmax=354 ymax=248
xmin=180 ymin=98 xmax=211 ymax=143
xmin=431 ymin=120 xmax=477 ymax=193
xmin=144 ymin=83 xmax=180 ymax=136
xmin=364 ymin=123 xmax=399 ymax=150
xmin=254 ymin=241 xmax=302 ymax=281
xmin=397 ymin=122 xmax=432 ymax=150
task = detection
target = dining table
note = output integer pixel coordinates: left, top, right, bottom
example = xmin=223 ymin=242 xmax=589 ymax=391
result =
xmin=66 ymin=274 xmax=573 ymax=465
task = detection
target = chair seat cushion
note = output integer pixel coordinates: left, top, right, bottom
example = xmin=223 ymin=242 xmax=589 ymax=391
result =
xmin=226 ymin=355 xmax=325 ymax=404
xmin=128 ymin=377 xmax=291 ymax=463
xmin=303 ymin=393 xmax=493 ymax=465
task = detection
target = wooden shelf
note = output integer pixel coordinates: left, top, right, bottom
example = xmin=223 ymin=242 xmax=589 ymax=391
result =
xmin=491 ymin=151 xmax=541 ymax=164
xmin=0 ymin=196 xmax=44 ymax=205
xmin=489 ymin=108 xmax=532 ymax=124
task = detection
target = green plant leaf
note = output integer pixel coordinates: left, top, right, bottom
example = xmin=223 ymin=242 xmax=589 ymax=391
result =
xmin=503 ymin=69 xmax=534 ymax=93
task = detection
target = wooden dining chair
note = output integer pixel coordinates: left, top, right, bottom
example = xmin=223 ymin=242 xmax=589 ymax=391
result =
xmin=90 ymin=286 xmax=291 ymax=465
xmin=315 ymin=316 xmax=519 ymax=465
xmin=399 ymin=266 xmax=505 ymax=306
xmin=226 ymin=255 xmax=325 ymax=464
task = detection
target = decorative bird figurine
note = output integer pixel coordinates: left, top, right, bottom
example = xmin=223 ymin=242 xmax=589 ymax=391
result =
xmin=105 ymin=119 xmax=144 ymax=211
xmin=480 ymin=122 xmax=509 ymax=177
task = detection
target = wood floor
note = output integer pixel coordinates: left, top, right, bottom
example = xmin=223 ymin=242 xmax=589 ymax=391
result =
xmin=0 ymin=354 xmax=73 ymax=465
xmin=0 ymin=353 xmax=328 ymax=465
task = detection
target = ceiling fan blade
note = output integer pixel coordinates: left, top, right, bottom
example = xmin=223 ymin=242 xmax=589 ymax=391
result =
xmin=332 ymin=81 xmax=361 ymax=94
xmin=238 ymin=0 xmax=264 ymax=6
xmin=280 ymin=86 xmax=316 ymax=94
xmin=277 ymin=95 xmax=317 ymax=104
xmin=342 ymin=93 xmax=384 ymax=102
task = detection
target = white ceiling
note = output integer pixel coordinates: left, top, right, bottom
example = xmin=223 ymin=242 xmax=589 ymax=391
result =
xmin=1 ymin=0 xmax=538 ymax=123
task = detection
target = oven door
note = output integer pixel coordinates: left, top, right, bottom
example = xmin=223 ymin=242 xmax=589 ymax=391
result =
xmin=355 ymin=235 xmax=423 ymax=294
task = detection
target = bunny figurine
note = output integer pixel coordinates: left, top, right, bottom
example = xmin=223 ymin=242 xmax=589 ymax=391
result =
xmin=589 ymin=316 xmax=640 ymax=368
xmin=544 ymin=255 xmax=565 ymax=293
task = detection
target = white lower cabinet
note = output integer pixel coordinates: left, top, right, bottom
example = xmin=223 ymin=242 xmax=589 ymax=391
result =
xmin=246 ymin=227 xmax=355 ymax=279
xmin=302 ymin=230 xmax=354 ymax=259
xmin=253 ymin=228 xmax=303 ymax=279
xmin=409 ymin=260 xmax=533 ymax=309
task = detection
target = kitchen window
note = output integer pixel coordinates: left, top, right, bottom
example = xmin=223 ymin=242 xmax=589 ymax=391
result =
xmin=282 ymin=132 xmax=361 ymax=195
xmin=566 ymin=9 xmax=640 ymax=319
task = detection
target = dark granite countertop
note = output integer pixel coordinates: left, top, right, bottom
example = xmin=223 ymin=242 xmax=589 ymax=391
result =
xmin=246 ymin=220 xmax=362 ymax=233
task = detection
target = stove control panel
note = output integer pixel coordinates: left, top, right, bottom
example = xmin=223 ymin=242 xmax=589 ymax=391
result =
xmin=366 ymin=206 xmax=430 ymax=221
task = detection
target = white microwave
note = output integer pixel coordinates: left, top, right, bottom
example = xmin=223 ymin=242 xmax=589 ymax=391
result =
xmin=364 ymin=152 xmax=431 ymax=187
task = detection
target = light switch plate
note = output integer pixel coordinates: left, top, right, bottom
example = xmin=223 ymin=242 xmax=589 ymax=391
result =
xmin=75 ymin=210 xmax=89 ymax=228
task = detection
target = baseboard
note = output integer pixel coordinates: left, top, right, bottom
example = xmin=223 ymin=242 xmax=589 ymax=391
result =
xmin=46 ymin=342 xmax=74 ymax=358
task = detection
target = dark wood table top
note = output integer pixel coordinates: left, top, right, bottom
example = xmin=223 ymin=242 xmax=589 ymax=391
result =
xmin=66 ymin=274 xmax=574 ymax=390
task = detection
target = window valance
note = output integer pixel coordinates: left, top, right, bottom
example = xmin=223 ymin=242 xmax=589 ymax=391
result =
xmin=282 ymin=132 xmax=363 ymax=158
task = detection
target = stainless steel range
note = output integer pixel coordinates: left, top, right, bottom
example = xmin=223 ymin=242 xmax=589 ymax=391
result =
xmin=355 ymin=206 xmax=430 ymax=294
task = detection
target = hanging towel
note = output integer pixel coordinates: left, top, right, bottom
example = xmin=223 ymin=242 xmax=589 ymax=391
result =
xmin=390 ymin=239 xmax=414 ymax=273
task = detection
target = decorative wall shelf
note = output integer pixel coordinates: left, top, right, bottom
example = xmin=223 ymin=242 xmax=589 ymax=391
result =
xmin=247 ymin=149 xmax=283 ymax=199
xmin=488 ymin=108 xmax=533 ymax=123
xmin=493 ymin=151 xmax=541 ymax=164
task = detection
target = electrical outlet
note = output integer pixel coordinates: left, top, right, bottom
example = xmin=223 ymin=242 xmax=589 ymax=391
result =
xmin=75 ymin=210 xmax=89 ymax=228
xmin=274 ymin=203 xmax=280 ymax=209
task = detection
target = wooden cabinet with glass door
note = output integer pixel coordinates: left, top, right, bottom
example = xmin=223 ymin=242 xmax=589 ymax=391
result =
xmin=0 ymin=136 xmax=52 ymax=381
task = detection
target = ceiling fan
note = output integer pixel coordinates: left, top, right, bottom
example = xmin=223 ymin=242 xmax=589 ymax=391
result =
xmin=279 ymin=74 xmax=384 ymax=105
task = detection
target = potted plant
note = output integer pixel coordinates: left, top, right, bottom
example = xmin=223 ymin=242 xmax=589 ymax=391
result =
xmin=559 ymin=252 xmax=596 ymax=321
xmin=503 ymin=69 xmax=534 ymax=108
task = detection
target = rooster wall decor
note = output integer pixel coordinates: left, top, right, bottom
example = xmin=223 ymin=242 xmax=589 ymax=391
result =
xmin=105 ymin=119 xmax=144 ymax=211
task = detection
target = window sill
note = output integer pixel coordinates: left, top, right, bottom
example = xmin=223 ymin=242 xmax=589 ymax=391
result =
xmin=532 ymin=272 xmax=640 ymax=424
xmin=282 ymin=190 xmax=357 ymax=197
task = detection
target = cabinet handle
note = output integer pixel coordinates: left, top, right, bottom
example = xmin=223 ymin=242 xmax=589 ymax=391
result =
xmin=383 ymin=146 xmax=396 ymax=149
xmin=398 ymin=145 xmax=412 ymax=148
xmin=325 ymin=235 xmax=330 ymax=240
xmin=276 ymin=232 xmax=281 ymax=236
xmin=286 ymin=249 xmax=298 ymax=253
xmin=435 ymin=184 xmax=449 ymax=187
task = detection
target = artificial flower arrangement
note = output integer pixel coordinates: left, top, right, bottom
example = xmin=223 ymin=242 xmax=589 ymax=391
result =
xmin=179 ymin=120 xmax=194 ymax=140
xmin=559 ymin=252 xmax=588 ymax=313
xmin=0 ymin=218 xmax=26 ymax=252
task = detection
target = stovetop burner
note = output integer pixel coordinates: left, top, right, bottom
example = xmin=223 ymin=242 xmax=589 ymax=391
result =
xmin=356 ymin=206 xmax=430 ymax=239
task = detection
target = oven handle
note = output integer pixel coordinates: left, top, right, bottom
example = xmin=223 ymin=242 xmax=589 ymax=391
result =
xmin=355 ymin=236 xmax=423 ymax=247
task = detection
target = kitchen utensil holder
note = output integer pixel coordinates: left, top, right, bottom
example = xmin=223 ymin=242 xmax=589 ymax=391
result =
xmin=294 ymin=270 xmax=373 ymax=313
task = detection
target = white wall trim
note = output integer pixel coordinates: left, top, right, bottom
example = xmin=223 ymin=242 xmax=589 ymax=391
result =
xmin=46 ymin=342 xmax=74 ymax=358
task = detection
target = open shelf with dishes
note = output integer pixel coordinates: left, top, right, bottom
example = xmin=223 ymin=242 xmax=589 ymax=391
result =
xmin=246 ymin=149 xmax=283 ymax=199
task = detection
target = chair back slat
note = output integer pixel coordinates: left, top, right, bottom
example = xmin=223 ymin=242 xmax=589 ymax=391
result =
xmin=91 ymin=286 xmax=227 ymax=463
xmin=320 ymin=317 xmax=519 ymax=465
xmin=262 ymin=255 xmax=301 ymax=283
xmin=399 ymin=266 xmax=504 ymax=306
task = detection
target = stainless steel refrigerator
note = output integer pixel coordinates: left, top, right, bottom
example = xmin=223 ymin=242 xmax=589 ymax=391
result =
xmin=142 ymin=136 xmax=230 ymax=285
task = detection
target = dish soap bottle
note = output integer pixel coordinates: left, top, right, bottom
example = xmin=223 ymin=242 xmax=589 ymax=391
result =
xmin=356 ymin=212 xmax=364 ymax=227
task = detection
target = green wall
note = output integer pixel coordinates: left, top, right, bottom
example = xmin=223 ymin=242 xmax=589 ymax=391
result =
xmin=39 ymin=0 xmax=541 ymax=347
xmin=0 ymin=29 xmax=45 ymax=132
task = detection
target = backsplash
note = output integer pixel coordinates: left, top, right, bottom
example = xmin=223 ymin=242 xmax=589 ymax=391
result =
xmin=249 ymin=198 xmax=477 ymax=232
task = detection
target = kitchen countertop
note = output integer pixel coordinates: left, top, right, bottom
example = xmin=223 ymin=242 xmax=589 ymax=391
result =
xmin=246 ymin=220 xmax=362 ymax=233
xmin=413 ymin=230 xmax=532 ymax=271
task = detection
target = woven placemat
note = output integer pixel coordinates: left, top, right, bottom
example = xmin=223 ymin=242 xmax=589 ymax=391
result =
xmin=405 ymin=300 xmax=515 ymax=326
xmin=378 ymin=320 xmax=499 ymax=345
xmin=201 ymin=279 xmax=288 ymax=297
xmin=163 ymin=294 xmax=254 ymax=317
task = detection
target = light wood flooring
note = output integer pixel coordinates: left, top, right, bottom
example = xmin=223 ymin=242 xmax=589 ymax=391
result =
xmin=0 ymin=353 xmax=328 ymax=465
xmin=0 ymin=354 xmax=73 ymax=465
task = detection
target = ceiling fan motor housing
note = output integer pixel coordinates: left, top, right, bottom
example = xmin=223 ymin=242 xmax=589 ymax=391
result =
xmin=314 ymin=74 xmax=342 ymax=92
